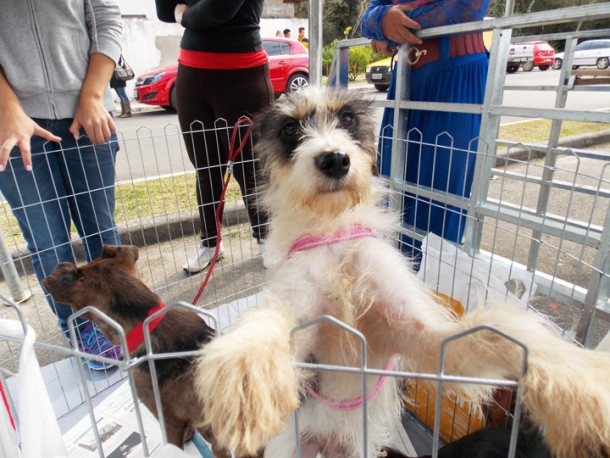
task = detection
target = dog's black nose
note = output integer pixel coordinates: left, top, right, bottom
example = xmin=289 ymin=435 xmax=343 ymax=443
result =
xmin=316 ymin=151 xmax=350 ymax=178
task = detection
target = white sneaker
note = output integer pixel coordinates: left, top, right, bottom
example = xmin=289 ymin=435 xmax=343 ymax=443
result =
xmin=183 ymin=242 xmax=224 ymax=273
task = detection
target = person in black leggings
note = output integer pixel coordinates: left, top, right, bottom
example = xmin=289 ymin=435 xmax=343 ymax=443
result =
xmin=155 ymin=0 xmax=273 ymax=273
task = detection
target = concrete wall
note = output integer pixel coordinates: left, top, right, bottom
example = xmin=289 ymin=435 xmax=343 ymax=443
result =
xmin=118 ymin=0 xmax=157 ymax=19
xmin=119 ymin=16 xmax=308 ymax=99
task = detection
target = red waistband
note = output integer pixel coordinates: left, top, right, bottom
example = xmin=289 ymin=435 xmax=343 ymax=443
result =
xmin=408 ymin=33 xmax=486 ymax=70
xmin=178 ymin=49 xmax=268 ymax=70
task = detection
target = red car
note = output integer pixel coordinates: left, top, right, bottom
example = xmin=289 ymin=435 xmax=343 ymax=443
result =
xmin=517 ymin=41 xmax=555 ymax=71
xmin=135 ymin=37 xmax=309 ymax=110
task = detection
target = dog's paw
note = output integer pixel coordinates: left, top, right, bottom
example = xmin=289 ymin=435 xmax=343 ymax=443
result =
xmin=194 ymin=307 xmax=300 ymax=456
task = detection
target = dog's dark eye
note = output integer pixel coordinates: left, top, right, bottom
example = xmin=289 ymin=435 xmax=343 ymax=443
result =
xmin=282 ymin=121 xmax=298 ymax=137
xmin=339 ymin=111 xmax=356 ymax=128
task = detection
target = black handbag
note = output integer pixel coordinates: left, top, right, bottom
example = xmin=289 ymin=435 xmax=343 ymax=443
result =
xmin=113 ymin=55 xmax=135 ymax=81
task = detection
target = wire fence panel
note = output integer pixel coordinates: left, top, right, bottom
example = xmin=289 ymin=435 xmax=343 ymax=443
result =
xmin=0 ymin=5 xmax=610 ymax=457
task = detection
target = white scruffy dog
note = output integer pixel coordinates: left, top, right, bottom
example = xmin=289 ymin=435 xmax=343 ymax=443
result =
xmin=194 ymin=87 xmax=610 ymax=458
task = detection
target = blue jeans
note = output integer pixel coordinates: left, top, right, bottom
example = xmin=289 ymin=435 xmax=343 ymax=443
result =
xmin=0 ymin=118 xmax=121 ymax=335
xmin=114 ymin=86 xmax=129 ymax=103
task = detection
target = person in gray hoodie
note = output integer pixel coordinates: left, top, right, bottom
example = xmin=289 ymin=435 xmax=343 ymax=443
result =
xmin=0 ymin=0 xmax=124 ymax=370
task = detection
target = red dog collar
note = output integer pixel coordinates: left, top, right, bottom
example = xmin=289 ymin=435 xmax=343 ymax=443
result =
xmin=125 ymin=302 xmax=166 ymax=354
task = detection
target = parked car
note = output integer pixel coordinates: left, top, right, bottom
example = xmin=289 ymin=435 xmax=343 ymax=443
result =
xmin=135 ymin=37 xmax=309 ymax=110
xmin=261 ymin=37 xmax=309 ymax=96
xmin=517 ymin=41 xmax=555 ymax=71
xmin=365 ymin=56 xmax=393 ymax=91
xmin=507 ymin=43 xmax=534 ymax=73
xmin=134 ymin=64 xmax=178 ymax=110
xmin=552 ymin=39 xmax=610 ymax=70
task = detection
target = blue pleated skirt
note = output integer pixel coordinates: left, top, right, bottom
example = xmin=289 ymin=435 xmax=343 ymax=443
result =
xmin=378 ymin=37 xmax=489 ymax=259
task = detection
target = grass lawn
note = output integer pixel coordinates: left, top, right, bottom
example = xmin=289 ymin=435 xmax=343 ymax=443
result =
xmin=499 ymin=118 xmax=609 ymax=142
xmin=1 ymin=174 xmax=242 ymax=248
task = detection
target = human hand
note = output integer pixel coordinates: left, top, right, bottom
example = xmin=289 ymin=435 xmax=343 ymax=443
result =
xmin=0 ymin=101 xmax=61 ymax=172
xmin=70 ymin=95 xmax=116 ymax=145
xmin=381 ymin=5 xmax=423 ymax=45
xmin=174 ymin=3 xmax=189 ymax=24
xmin=371 ymin=39 xmax=395 ymax=55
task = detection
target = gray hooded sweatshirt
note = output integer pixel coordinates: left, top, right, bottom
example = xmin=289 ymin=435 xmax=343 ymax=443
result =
xmin=0 ymin=0 xmax=123 ymax=119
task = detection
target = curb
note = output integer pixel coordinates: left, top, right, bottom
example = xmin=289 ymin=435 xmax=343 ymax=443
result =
xmin=113 ymin=103 xmax=165 ymax=115
xmin=559 ymin=129 xmax=610 ymax=149
xmin=495 ymin=129 xmax=610 ymax=166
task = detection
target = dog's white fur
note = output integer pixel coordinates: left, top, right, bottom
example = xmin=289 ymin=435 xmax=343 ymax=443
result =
xmin=194 ymin=87 xmax=610 ymax=458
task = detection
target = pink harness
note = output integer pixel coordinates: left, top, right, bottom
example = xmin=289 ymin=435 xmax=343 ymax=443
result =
xmin=304 ymin=360 xmax=396 ymax=411
xmin=287 ymin=225 xmax=392 ymax=410
xmin=287 ymin=224 xmax=377 ymax=259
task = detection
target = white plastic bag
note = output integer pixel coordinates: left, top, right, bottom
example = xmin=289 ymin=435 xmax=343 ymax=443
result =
xmin=0 ymin=319 xmax=67 ymax=458
xmin=0 ymin=378 xmax=19 ymax=458
xmin=417 ymin=233 xmax=536 ymax=313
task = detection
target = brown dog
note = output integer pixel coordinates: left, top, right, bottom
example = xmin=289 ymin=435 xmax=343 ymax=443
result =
xmin=42 ymin=244 xmax=256 ymax=457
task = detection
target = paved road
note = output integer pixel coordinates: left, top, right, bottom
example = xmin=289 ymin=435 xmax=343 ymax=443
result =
xmin=113 ymin=108 xmax=188 ymax=182
xmin=113 ymin=69 xmax=609 ymax=182
xmin=497 ymin=67 xmax=610 ymax=124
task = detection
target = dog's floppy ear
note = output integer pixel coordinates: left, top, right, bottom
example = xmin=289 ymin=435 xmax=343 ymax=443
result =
xmin=42 ymin=262 xmax=79 ymax=303
xmin=100 ymin=245 xmax=139 ymax=263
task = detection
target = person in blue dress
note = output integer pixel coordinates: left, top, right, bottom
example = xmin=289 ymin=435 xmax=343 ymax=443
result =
xmin=361 ymin=0 xmax=490 ymax=262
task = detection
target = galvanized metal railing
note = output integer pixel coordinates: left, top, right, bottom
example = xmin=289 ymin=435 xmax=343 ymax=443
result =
xmin=327 ymin=4 xmax=610 ymax=347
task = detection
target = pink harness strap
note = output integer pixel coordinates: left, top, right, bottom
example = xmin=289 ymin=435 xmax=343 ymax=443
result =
xmin=287 ymin=225 xmax=377 ymax=259
xmin=289 ymin=224 xmax=384 ymax=409
xmin=303 ymin=360 xmax=396 ymax=411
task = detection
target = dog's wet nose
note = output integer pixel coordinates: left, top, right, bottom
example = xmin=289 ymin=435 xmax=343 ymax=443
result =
xmin=316 ymin=151 xmax=350 ymax=178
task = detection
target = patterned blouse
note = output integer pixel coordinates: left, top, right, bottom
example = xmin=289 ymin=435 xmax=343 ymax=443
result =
xmin=361 ymin=0 xmax=490 ymax=48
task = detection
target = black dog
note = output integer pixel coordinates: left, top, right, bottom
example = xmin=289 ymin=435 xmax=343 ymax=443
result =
xmin=383 ymin=426 xmax=552 ymax=458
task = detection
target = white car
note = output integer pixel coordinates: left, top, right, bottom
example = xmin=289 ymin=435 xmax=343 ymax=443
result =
xmin=552 ymin=39 xmax=610 ymax=70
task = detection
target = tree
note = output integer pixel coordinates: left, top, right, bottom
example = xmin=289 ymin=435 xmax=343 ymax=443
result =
xmin=294 ymin=1 xmax=308 ymax=18
xmin=294 ymin=0 xmax=366 ymax=46
xmin=348 ymin=46 xmax=373 ymax=80
xmin=322 ymin=40 xmax=337 ymax=76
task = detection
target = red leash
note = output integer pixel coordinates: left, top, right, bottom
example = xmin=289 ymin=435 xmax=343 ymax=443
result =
xmin=192 ymin=118 xmax=254 ymax=305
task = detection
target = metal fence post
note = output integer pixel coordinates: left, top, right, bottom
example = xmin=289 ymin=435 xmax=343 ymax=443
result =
xmin=308 ymin=0 xmax=323 ymax=87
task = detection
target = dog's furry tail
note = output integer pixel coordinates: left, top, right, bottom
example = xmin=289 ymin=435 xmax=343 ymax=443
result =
xmin=193 ymin=306 xmax=300 ymax=456
xmin=444 ymin=306 xmax=610 ymax=458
